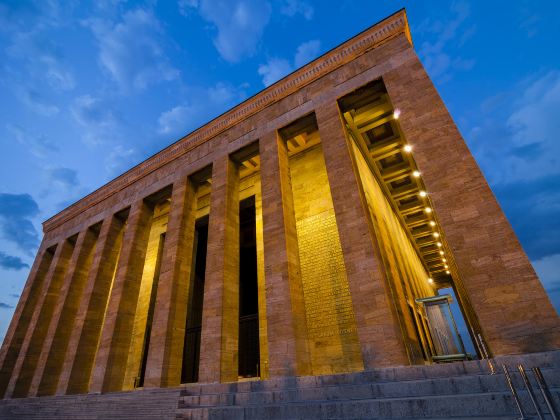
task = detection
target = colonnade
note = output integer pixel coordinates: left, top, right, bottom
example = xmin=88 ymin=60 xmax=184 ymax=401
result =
xmin=0 ymin=100 xmax=413 ymax=399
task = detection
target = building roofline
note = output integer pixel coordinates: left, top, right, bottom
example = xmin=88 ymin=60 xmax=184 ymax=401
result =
xmin=43 ymin=8 xmax=412 ymax=233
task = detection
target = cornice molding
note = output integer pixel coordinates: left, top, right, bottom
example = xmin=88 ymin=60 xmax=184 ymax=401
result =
xmin=43 ymin=9 xmax=411 ymax=233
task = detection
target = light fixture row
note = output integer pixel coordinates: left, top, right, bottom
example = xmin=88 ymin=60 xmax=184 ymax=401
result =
xmin=393 ymin=109 xmax=452 ymax=285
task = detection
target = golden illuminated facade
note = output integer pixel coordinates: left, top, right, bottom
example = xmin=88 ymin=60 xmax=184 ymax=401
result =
xmin=1 ymin=10 xmax=559 ymax=406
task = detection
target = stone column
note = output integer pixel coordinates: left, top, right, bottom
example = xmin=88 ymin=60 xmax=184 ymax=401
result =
xmin=57 ymin=214 xmax=126 ymax=395
xmin=0 ymin=243 xmax=54 ymax=398
xmin=89 ymin=200 xmax=153 ymax=393
xmin=383 ymin=51 xmax=560 ymax=354
xmin=198 ymin=155 xmax=240 ymax=383
xmin=6 ymin=237 xmax=75 ymax=398
xmin=29 ymin=227 xmax=99 ymax=396
xmin=143 ymin=177 xmax=197 ymax=388
xmin=259 ymin=131 xmax=312 ymax=377
xmin=315 ymin=102 xmax=409 ymax=369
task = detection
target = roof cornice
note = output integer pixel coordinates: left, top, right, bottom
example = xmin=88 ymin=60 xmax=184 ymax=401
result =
xmin=43 ymin=9 xmax=411 ymax=233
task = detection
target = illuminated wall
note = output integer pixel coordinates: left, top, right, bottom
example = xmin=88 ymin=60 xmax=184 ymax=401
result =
xmin=350 ymin=140 xmax=435 ymax=363
xmin=124 ymin=202 xmax=169 ymax=389
xmin=289 ymin=142 xmax=363 ymax=375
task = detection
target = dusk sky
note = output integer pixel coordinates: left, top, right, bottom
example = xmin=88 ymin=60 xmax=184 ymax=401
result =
xmin=0 ymin=0 xmax=559 ymax=341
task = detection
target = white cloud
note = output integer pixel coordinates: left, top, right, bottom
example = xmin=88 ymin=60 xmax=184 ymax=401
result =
xmin=470 ymin=71 xmax=560 ymax=185
xmin=158 ymin=105 xmax=194 ymax=135
xmin=7 ymin=124 xmax=59 ymax=158
xmin=105 ymin=145 xmax=138 ymax=175
xmin=86 ymin=8 xmax=179 ymax=92
xmin=417 ymin=1 xmax=475 ymax=82
xmin=280 ymin=0 xmax=314 ymax=20
xmin=258 ymin=58 xmax=292 ymax=87
xmin=294 ymin=39 xmax=321 ymax=68
xmin=258 ymin=39 xmax=321 ymax=87
xmin=158 ymin=82 xmax=247 ymax=137
xmin=185 ymin=0 xmax=272 ymax=63
xmin=5 ymin=28 xmax=76 ymax=93
xmin=71 ymin=94 xmax=119 ymax=145
xmin=15 ymin=88 xmax=59 ymax=116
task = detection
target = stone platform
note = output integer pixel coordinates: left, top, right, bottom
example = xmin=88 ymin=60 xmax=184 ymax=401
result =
xmin=1 ymin=351 xmax=559 ymax=419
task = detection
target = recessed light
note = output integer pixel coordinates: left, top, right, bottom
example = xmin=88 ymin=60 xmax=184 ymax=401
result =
xmin=425 ymin=207 xmax=432 ymax=213
xmin=412 ymin=170 xmax=421 ymax=178
xmin=393 ymin=109 xmax=401 ymax=119
xmin=429 ymin=221 xmax=436 ymax=226
xmin=433 ymin=232 xmax=440 ymax=238
xmin=419 ymin=191 xmax=427 ymax=197
xmin=403 ymin=144 xmax=413 ymax=153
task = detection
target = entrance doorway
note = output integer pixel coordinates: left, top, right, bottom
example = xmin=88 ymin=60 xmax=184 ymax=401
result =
xmin=181 ymin=217 xmax=208 ymax=383
xmin=238 ymin=196 xmax=260 ymax=378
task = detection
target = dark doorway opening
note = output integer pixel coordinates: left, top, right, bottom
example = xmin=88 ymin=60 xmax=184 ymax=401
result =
xmin=238 ymin=196 xmax=260 ymax=378
xmin=181 ymin=216 xmax=208 ymax=383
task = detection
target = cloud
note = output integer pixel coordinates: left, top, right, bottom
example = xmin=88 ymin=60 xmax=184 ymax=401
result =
xmin=0 ymin=193 xmax=39 ymax=255
xmin=464 ymin=71 xmax=560 ymax=261
xmin=49 ymin=167 xmax=79 ymax=188
xmin=105 ymin=145 xmax=138 ymax=176
xmin=294 ymin=39 xmax=321 ymax=67
xmin=14 ymin=88 xmax=60 ymax=117
xmin=280 ymin=0 xmax=314 ymax=20
xmin=258 ymin=39 xmax=321 ymax=87
xmin=7 ymin=124 xmax=59 ymax=158
xmin=85 ymin=8 xmax=179 ymax=92
xmin=416 ymin=1 xmax=475 ymax=82
xmin=71 ymin=94 xmax=120 ymax=145
xmin=468 ymin=71 xmax=560 ymax=185
xmin=158 ymin=82 xmax=246 ymax=137
xmin=0 ymin=252 xmax=29 ymax=271
xmin=0 ymin=303 xmax=14 ymax=310
xmin=532 ymin=253 xmax=560 ymax=314
xmin=258 ymin=58 xmax=292 ymax=87
xmin=492 ymin=175 xmax=560 ymax=260
xmin=6 ymin=30 xmax=76 ymax=92
xmin=185 ymin=0 xmax=272 ymax=63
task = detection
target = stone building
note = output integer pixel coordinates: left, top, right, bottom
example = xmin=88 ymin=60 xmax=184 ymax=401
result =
xmin=0 ymin=9 xmax=559 ymax=419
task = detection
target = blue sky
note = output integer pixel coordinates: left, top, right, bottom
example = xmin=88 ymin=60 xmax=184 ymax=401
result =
xmin=0 ymin=0 xmax=559 ymax=342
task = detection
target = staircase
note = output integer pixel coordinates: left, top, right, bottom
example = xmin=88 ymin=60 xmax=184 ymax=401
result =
xmin=0 ymin=351 xmax=558 ymax=419
xmin=176 ymin=351 xmax=560 ymax=419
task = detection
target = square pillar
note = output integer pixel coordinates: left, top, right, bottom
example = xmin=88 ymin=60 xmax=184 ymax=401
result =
xmin=0 ymin=243 xmax=54 ymax=398
xmin=382 ymin=52 xmax=560 ymax=354
xmin=260 ymin=131 xmax=311 ymax=377
xmin=6 ymin=237 xmax=75 ymax=398
xmin=57 ymin=214 xmax=126 ymax=395
xmin=198 ymin=156 xmax=240 ymax=383
xmin=29 ymin=227 xmax=99 ymax=396
xmin=143 ymin=177 xmax=197 ymax=388
xmin=315 ymin=102 xmax=409 ymax=368
xmin=89 ymin=199 xmax=153 ymax=393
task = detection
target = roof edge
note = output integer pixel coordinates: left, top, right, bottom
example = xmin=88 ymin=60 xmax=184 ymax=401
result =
xmin=43 ymin=9 xmax=411 ymax=233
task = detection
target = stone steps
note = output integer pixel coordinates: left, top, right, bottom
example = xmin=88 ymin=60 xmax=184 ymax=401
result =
xmin=0 ymin=388 xmax=181 ymax=420
xmin=178 ymin=369 xmax=560 ymax=408
xmin=176 ymin=351 xmax=560 ymax=419
xmin=0 ymin=351 xmax=558 ymax=419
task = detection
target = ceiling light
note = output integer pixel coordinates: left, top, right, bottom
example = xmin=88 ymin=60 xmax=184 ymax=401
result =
xmin=446 ymin=270 xmax=451 ymax=274
xmin=419 ymin=191 xmax=427 ymax=197
xmin=428 ymin=278 xmax=434 ymax=284
xmin=436 ymin=242 xmax=442 ymax=247
xmin=439 ymin=251 xmax=444 ymax=255
xmin=412 ymin=170 xmax=421 ymax=178
xmin=393 ymin=108 xmax=401 ymax=119
xmin=429 ymin=221 xmax=436 ymax=226
xmin=425 ymin=207 xmax=432 ymax=213
xmin=444 ymin=264 xmax=449 ymax=269
xmin=433 ymin=232 xmax=440 ymax=238
xmin=403 ymin=144 xmax=413 ymax=153
xmin=442 ymin=258 xmax=447 ymax=262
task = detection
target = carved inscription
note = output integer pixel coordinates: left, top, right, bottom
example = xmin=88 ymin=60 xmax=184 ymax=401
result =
xmin=296 ymin=212 xmax=357 ymax=339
